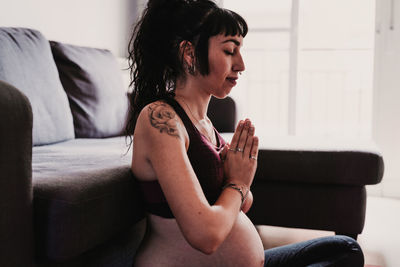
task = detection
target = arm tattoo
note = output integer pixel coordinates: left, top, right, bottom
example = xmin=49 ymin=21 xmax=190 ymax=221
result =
xmin=148 ymin=102 xmax=181 ymax=139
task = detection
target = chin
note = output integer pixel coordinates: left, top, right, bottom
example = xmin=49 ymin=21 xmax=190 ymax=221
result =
xmin=212 ymin=92 xmax=230 ymax=99
xmin=210 ymin=85 xmax=234 ymax=99
xmin=222 ymin=88 xmax=234 ymax=98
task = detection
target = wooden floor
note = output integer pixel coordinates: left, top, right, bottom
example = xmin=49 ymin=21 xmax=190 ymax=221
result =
xmin=256 ymin=196 xmax=399 ymax=267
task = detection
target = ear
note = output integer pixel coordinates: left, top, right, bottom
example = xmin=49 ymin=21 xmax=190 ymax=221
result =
xmin=179 ymin=40 xmax=195 ymax=67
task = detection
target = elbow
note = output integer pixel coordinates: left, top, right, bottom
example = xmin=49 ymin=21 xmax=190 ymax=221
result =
xmin=186 ymin=228 xmax=225 ymax=255
xmin=181 ymin=206 xmax=233 ymax=255
xmin=198 ymin=239 xmax=220 ymax=255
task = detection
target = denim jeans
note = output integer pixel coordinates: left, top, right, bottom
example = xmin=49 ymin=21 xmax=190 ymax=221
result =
xmin=263 ymin=235 xmax=364 ymax=267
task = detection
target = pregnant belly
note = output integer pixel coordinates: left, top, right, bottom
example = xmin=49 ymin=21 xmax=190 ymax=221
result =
xmin=134 ymin=212 xmax=265 ymax=267
xmin=217 ymin=212 xmax=265 ymax=266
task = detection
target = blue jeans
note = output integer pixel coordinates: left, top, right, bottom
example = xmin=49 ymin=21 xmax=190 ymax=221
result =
xmin=264 ymin=235 xmax=364 ymax=267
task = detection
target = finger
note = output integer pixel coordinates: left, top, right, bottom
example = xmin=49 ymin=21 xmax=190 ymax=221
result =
xmin=220 ymin=144 xmax=228 ymax=160
xmin=230 ymin=120 xmax=244 ymax=149
xmin=250 ymin=136 xmax=259 ymax=161
xmin=243 ymin=124 xmax=255 ymax=157
xmin=237 ymin=119 xmax=250 ymax=154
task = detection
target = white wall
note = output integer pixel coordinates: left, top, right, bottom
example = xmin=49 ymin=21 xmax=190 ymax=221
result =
xmin=0 ymin=0 xmax=139 ymax=57
xmin=372 ymin=0 xmax=400 ymax=198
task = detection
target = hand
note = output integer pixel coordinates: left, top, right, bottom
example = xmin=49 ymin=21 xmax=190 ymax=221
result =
xmin=223 ymin=119 xmax=259 ymax=188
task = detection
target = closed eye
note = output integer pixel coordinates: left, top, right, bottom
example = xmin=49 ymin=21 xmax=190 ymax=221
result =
xmin=224 ymin=50 xmax=234 ymax=55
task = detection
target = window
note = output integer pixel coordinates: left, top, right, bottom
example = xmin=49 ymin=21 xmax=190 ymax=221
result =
xmin=224 ymin=0 xmax=292 ymax=136
xmin=223 ymin=0 xmax=375 ymax=138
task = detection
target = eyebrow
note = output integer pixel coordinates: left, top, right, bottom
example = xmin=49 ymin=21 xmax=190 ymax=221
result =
xmin=222 ymin=39 xmax=241 ymax=46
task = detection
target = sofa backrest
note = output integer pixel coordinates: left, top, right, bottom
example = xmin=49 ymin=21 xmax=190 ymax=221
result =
xmin=0 ymin=27 xmax=75 ymax=146
xmin=207 ymin=96 xmax=236 ymax=133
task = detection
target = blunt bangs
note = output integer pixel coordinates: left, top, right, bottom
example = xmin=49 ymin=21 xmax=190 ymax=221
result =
xmin=195 ymin=8 xmax=248 ymax=75
xmin=202 ymin=8 xmax=248 ymax=38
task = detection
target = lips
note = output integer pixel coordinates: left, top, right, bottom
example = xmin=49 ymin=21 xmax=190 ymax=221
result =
xmin=226 ymin=77 xmax=238 ymax=86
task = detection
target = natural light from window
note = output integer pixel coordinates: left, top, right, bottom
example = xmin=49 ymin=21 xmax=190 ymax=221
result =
xmin=223 ymin=0 xmax=376 ymax=139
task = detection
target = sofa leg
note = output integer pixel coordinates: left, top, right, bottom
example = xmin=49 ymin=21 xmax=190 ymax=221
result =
xmin=335 ymin=232 xmax=358 ymax=240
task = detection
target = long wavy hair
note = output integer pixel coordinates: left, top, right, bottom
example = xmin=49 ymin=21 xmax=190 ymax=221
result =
xmin=125 ymin=0 xmax=248 ymax=148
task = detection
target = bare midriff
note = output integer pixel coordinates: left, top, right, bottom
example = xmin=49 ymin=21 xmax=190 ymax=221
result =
xmin=134 ymin=212 xmax=265 ymax=267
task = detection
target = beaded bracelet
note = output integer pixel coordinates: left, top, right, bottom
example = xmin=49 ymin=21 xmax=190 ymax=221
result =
xmin=222 ymin=183 xmax=249 ymax=207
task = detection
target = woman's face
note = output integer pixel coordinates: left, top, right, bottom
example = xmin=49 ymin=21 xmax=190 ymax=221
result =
xmin=198 ymin=34 xmax=245 ymax=98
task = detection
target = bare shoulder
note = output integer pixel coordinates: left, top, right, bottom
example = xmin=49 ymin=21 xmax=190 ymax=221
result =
xmin=136 ymin=100 xmax=186 ymax=142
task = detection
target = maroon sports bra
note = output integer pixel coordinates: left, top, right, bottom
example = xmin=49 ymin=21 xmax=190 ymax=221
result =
xmin=137 ymin=96 xmax=226 ymax=218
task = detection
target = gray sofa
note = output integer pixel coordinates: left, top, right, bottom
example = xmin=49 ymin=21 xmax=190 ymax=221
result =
xmin=0 ymin=27 xmax=145 ymax=267
xmin=0 ymin=27 xmax=384 ymax=267
xmin=209 ymin=99 xmax=384 ymax=240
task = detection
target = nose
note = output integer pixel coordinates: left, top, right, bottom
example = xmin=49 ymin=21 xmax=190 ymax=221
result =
xmin=234 ymin=53 xmax=245 ymax=73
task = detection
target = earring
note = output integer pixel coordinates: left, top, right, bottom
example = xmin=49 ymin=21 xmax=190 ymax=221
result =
xmin=188 ymin=53 xmax=195 ymax=75
xmin=239 ymin=72 xmax=242 ymax=75
xmin=188 ymin=63 xmax=195 ymax=75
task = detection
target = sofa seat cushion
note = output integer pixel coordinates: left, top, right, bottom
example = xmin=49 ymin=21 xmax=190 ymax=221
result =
xmin=221 ymin=134 xmax=384 ymax=186
xmin=0 ymin=27 xmax=75 ymax=145
xmin=32 ymin=137 xmax=144 ymax=261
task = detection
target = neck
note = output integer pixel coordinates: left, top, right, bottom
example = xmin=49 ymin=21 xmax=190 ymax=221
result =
xmin=174 ymin=79 xmax=211 ymax=121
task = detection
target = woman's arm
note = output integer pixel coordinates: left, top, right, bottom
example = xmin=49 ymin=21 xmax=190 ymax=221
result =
xmin=241 ymin=190 xmax=253 ymax=213
xmin=136 ymin=102 xmax=258 ymax=254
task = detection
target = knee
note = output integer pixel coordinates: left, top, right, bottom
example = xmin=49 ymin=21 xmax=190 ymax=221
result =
xmin=335 ymin=235 xmax=364 ymax=267
xmin=335 ymin=235 xmax=362 ymax=252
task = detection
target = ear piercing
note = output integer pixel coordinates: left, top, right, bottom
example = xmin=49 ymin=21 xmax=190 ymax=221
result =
xmin=188 ymin=53 xmax=195 ymax=75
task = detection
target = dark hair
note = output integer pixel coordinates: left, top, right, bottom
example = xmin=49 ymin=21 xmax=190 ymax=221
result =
xmin=125 ymin=0 xmax=248 ymax=143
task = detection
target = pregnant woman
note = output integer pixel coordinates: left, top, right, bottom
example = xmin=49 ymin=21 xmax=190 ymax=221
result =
xmin=126 ymin=1 xmax=364 ymax=266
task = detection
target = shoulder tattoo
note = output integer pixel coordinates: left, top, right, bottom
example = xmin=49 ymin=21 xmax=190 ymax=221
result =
xmin=148 ymin=102 xmax=181 ymax=139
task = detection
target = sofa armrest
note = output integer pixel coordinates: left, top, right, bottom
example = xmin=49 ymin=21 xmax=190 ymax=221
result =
xmin=220 ymin=133 xmax=384 ymax=186
xmin=256 ymin=136 xmax=384 ymax=186
xmin=0 ymin=81 xmax=34 ymax=267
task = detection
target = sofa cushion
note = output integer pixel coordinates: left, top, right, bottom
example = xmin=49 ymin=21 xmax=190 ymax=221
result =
xmin=0 ymin=27 xmax=75 ymax=145
xmin=50 ymin=41 xmax=128 ymax=138
xmin=221 ymin=133 xmax=384 ymax=186
xmin=32 ymin=137 xmax=144 ymax=261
